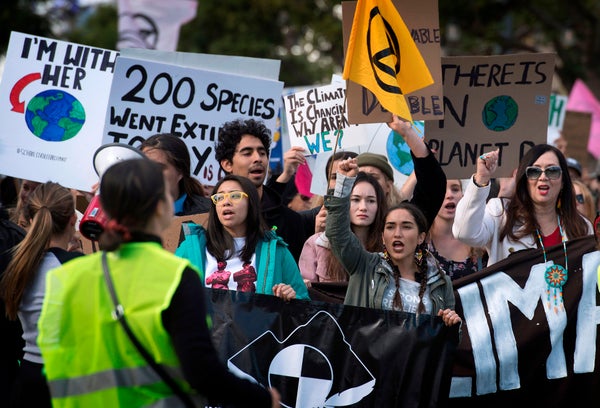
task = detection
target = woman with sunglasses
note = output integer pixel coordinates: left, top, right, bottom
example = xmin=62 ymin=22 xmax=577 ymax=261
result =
xmin=453 ymin=144 xmax=593 ymax=266
xmin=176 ymin=174 xmax=309 ymax=300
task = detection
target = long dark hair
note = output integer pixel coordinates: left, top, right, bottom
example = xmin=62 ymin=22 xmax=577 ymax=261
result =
xmin=326 ymin=171 xmax=387 ymax=281
xmin=353 ymin=172 xmax=387 ymax=251
xmin=500 ymin=144 xmax=589 ymax=242
xmin=0 ymin=182 xmax=74 ymax=319
xmin=385 ymin=202 xmax=430 ymax=314
xmin=206 ymin=175 xmax=268 ymax=264
xmin=140 ymin=133 xmax=205 ymax=197
xmin=98 ymin=159 xmax=167 ymax=251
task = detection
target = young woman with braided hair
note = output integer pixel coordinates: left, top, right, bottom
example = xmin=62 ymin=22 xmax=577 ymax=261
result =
xmin=382 ymin=202 xmax=441 ymax=314
xmin=325 ymin=156 xmax=460 ymax=325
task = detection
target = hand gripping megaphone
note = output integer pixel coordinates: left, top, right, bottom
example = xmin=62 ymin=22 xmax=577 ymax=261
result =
xmin=79 ymin=143 xmax=146 ymax=241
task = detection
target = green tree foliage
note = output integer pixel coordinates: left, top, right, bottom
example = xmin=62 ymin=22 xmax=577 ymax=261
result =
xmin=1 ymin=0 xmax=599 ymax=92
xmin=178 ymin=0 xmax=344 ymax=87
xmin=0 ymin=0 xmax=52 ymax=52
xmin=438 ymin=0 xmax=600 ymax=91
xmin=68 ymin=4 xmax=118 ymax=51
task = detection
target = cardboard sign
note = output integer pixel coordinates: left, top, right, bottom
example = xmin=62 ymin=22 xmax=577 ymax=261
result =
xmin=426 ymin=53 xmax=556 ymax=179
xmin=562 ymin=110 xmax=592 ymax=168
xmin=566 ymin=79 xmax=600 ymax=159
xmin=162 ymin=213 xmax=208 ymax=253
xmin=103 ymin=54 xmax=284 ymax=185
xmin=78 ymin=213 xmax=208 ymax=255
xmin=0 ymin=32 xmax=118 ymax=191
xmin=341 ymin=0 xmax=443 ymax=124
xmin=283 ymin=82 xmax=370 ymax=154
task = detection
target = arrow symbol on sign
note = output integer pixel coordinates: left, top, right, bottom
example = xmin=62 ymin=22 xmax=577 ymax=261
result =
xmin=10 ymin=73 xmax=41 ymax=113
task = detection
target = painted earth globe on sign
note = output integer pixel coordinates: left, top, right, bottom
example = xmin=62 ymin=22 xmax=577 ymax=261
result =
xmin=386 ymin=121 xmax=424 ymax=176
xmin=481 ymin=95 xmax=518 ymax=132
xmin=25 ymin=90 xmax=85 ymax=142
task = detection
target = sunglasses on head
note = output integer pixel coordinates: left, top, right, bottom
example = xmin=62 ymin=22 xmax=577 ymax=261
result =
xmin=576 ymin=193 xmax=585 ymax=204
xmin=525 ymin=165 xmax=562 ymax=180
xmin=210 ymin=191 xmax=248 ymax=205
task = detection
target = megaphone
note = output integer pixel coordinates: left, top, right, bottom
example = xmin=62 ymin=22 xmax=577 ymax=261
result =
xmin=79 ymin=143 xmax=146 ymax=241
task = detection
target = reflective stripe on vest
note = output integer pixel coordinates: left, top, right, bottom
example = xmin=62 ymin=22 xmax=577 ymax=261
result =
xmin=146 ymin=393 xmax=206 ymax=408
xmin=48 ymin=364 xmax=185 ymax=398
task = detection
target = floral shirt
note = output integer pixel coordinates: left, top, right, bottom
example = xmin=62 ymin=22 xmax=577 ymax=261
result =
xmin=427 ymin=241 xmax=488 ymax=281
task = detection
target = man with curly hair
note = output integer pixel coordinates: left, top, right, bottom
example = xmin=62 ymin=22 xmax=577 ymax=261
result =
xmin=215 ymin=118 xmax=314 ymax=262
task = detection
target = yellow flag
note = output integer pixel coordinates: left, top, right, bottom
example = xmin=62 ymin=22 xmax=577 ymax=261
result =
xmin=342 ymin=0 xmax=434 ymax=122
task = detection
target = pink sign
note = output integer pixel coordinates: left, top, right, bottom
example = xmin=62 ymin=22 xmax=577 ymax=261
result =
xmin=567 ymin=79 xmax=600 ymax=158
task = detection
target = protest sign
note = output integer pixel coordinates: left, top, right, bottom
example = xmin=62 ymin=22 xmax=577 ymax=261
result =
xmin=341 ymin=0 xmax=443 ymax=124
xmin=126 ymin=49 xmax=286 ymax=175
xmin=567 ymin=79 xmax=600 ymax=159
xmin=103 ymin=53 xmax=284 ymax=185
xmin=426 ymin=53 xmax=555 ymax=179
xmin=307 ymin=121 xmax=420 ymax=196
xmin=283 ymin=82 xmax=370 ymax=155
xmin=562 ymin=110 xmax=592 ymax=167
xmin=547 ymin=93 xmax=568 ymax=144
xmin=0 ymin=32 xmax=118 ymax=191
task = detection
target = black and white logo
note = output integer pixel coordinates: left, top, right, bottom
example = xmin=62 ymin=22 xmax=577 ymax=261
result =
xmin=227 ymin=311 xmax=375 ymax=407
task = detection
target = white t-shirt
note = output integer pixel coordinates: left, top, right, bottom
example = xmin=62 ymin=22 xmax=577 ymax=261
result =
xmin=382 ymin=277 xmax=432 ymax=314
xmin=204 ymin=237 xmax=257 ymax=291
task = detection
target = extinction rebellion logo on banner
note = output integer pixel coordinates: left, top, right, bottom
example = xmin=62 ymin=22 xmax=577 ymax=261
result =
xmin=227 ymin=311 xmax=376 ymax=407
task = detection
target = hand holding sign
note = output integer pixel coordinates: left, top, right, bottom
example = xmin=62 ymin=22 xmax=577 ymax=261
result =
xmin=277 ymin=146 xmax=307 ymax=183
xmin=387 ymin=114 xmax=429 ymax=158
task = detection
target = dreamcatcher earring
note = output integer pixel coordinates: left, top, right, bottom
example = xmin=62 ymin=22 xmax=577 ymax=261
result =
xmin=383 ymin=243 xmax=390 ymax=261
xmin=414 ymin=244 xmax=424 ymax=268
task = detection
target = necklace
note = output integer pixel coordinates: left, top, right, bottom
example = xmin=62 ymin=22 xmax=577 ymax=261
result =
xmin=535 ymin=215 xmax=568 ymax=313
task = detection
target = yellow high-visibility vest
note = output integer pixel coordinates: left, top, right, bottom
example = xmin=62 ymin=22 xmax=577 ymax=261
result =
xmin=38 ymin=242 xmax=205 ymax=408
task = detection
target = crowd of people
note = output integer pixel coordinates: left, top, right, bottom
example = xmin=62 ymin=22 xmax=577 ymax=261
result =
xmin=0 ymin=112 xmax=597 ymax=406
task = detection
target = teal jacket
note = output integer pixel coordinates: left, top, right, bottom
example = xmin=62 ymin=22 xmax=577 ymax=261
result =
xmin=175 ymin=223 xmax=309 ymax=300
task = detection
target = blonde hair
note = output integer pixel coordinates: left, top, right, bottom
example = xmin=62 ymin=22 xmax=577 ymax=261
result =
xmin=573 ymin=179 xmax=596 ymax=223
xmin=0 ymin=182 xmax=74 ymax=319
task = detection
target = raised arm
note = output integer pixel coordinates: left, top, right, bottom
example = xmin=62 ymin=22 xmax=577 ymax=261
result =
xmin=452 ymin=149 xmax=500 ymax=248
xmin=324 ymin=158 xmax=379 ymax=276
xmin=388 ymin=115 xmax=446 ymax=228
